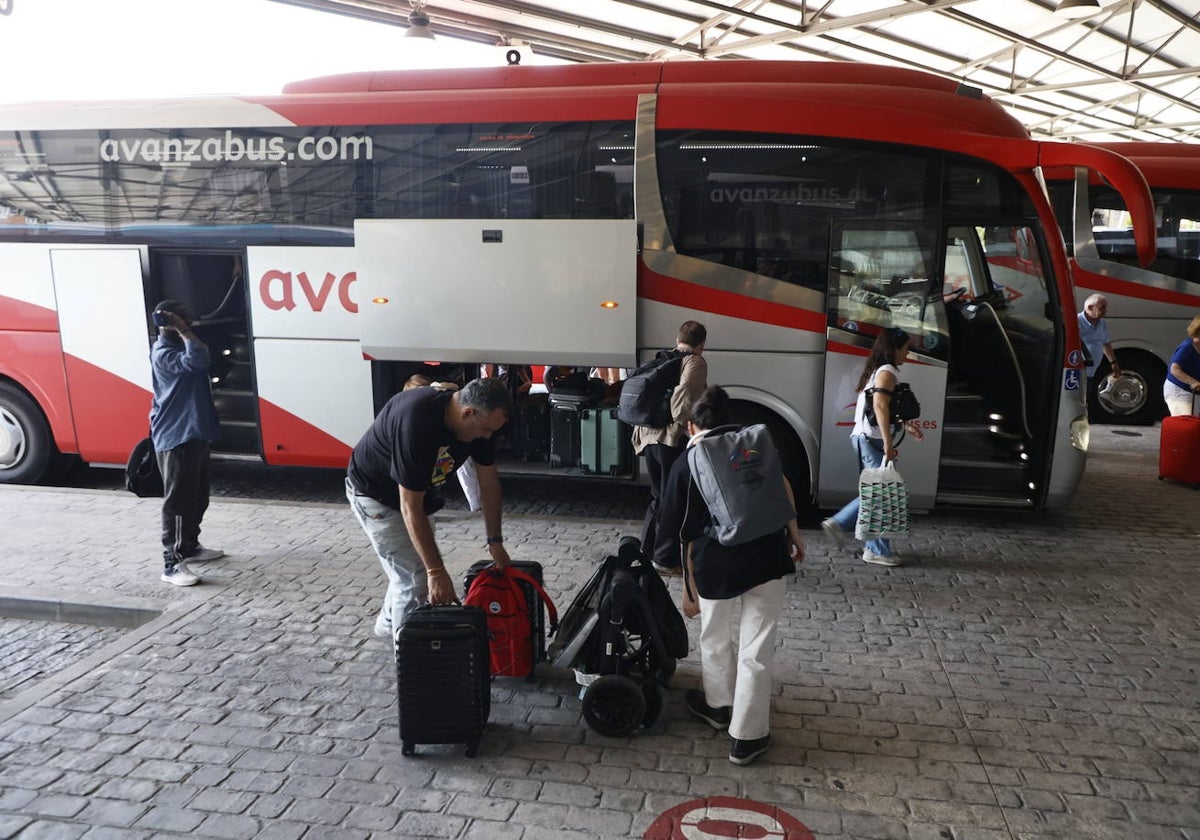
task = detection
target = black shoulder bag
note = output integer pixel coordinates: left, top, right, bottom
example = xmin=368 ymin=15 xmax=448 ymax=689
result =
xmin=863 ymin=382 xmax=921 ymax=444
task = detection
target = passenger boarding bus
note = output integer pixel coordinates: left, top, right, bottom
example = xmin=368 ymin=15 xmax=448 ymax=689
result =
xmin=1047 ymin=141 xmax=1200 ymax=424
xmin=0 ymin=61 xmax=1155 ymax=515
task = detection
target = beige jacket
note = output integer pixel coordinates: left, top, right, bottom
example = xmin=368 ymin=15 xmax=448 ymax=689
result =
xmin=631 ymin=352 xmax=708 ymax=453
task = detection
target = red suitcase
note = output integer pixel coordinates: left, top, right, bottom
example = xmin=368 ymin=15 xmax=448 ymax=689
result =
xmin=1159 ymin=413 xmax=1200 ymax=488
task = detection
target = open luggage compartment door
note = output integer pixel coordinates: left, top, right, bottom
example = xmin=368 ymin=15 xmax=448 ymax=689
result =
xmin=355 ymin=219 xmax=638 ymax=368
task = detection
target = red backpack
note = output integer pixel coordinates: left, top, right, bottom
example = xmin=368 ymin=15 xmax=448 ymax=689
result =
xmin=464 ymin=565 xmax=558 ymax=679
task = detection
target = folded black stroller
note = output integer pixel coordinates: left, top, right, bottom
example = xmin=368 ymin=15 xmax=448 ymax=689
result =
xmin=548 ymin=537 xmax=688 ymax=737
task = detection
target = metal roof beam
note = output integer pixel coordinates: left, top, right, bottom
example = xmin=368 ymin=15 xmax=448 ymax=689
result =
xmin=697 ymin=0 xmax=967 ymax=58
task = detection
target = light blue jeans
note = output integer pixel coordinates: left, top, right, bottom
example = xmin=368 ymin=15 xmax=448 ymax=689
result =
xmin=830 ymin=435 xmax=891 ymax=557
xmin=346 ymin=478 xmax=429 ymax=638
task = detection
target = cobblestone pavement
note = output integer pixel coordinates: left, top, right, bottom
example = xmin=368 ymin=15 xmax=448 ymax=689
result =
xmin=1 ymin=425 xmax=1198 ymax=839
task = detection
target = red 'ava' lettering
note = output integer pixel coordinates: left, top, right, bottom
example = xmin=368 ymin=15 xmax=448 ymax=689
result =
xmin=261 ymin=270 xmax=295 ymax=311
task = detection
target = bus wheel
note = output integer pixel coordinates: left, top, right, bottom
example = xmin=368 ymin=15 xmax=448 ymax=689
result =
xmin=1091 ymin=354 xmax=1163 ymax=426
xmin=0 ymin=382 xmax=53 ymax=484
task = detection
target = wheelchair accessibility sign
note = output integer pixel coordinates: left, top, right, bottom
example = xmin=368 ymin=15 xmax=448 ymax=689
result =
xmin=645 ymin=796 xmax=814 ymax=839
xmin=1065 ymin=369 xmax=1081 ymax=391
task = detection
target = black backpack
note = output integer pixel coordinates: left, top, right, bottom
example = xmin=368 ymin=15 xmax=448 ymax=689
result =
xmin=616 ymin=348 xmax=689 ymax=428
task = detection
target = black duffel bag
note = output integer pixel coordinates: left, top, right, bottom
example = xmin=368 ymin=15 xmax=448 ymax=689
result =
xmin=125 ymin=436 xmax=163 ymax=498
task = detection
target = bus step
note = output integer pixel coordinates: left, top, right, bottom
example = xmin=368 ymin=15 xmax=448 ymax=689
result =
xmin=222 ymin=361 xmax=255 ymax=390
xmin=213 ymin=388 xmax=256 ymax=418
xmin=934 ymin=490 xmax=1034 ymax=509
xmin=216 ymin=419 xmax=260 ymax=454
xmin=939 ymin=424 xmax=1025 ymax=457
xmin=938 ymin=457 xmax=1029 ymax=493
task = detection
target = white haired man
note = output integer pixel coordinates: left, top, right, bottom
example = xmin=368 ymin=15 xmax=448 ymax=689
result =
xmin=1078 ymin=293 xmax=1121 ymax=389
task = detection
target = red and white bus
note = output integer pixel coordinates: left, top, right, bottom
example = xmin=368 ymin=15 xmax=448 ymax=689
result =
xmin=0 ymin=61 xmax=1154 ymax=514
xmin=1047 ymin=141 xmax=1200 ymax=424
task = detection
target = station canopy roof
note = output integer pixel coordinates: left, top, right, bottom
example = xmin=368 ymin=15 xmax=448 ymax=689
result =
xmin=272 ymin=0 xmax=1200 ymax=144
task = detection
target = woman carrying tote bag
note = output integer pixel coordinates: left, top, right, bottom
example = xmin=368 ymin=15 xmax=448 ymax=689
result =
xmin=821 ymin=327 xmax=923 ymax=567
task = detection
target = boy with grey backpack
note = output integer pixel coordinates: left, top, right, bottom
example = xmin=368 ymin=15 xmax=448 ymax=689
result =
xmin=658 ymin=387 xmax=804 ymax=766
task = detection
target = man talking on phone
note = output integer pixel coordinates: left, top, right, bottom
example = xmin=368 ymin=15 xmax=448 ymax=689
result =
xmin=150 ymin=300 xmax=222 ymax=586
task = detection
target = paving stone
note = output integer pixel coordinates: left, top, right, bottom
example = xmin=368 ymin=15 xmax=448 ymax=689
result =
xmin=1 ymin=426 xmax=1198 ymax=838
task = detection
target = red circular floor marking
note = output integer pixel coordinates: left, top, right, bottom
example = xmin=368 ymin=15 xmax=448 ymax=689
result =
xmin=644 ymin=796 xmax=815 ymax=840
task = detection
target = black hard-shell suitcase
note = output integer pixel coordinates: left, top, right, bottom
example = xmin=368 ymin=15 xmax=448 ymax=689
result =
xmin=510 ymin=395 xmax=549 ymax=462
xmin=395 ymin=605 xmax=490 ymax=757
xmin=550 ymin=403 xmax=582 ymax=467
xmin=463 ymin=559 xmax=549 ymax=664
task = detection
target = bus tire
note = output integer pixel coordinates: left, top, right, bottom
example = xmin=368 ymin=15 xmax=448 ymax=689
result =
xmin=0 ymin=382 xmax=53 ymax=485
xmin=1089 ymin=351 xmax=1164 ymax=426
xmin=729 ymin=401 xmax=819 ymax=526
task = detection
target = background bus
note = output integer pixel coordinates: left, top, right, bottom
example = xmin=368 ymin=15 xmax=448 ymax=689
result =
xmin=0 ymin=61 xmax=1154 ymax=516
xmin=1047 ymin=141 xmax=1200 ymax=424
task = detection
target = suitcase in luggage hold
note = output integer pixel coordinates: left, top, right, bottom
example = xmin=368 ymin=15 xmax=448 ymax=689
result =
xmin=580 ymin=407 xmax=632 ymax=476
xmin=550 ymin=404 xmax=582 ymax=467
xmin=395 ymin=605 xmax=490 ymax=757
xmin=510 ymin=395 xmax=550 ymax=462
xmin=463 ymin=560 xmax=558 ymax=681
xmin=1159 ymin=410 xmax=1200 ymax=488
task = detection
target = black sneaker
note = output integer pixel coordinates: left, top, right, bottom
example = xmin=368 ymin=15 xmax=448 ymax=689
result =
xmin=651 ymin=561 xmax=683 ymax=577
xmin=685 ymin=689 xmax=731 ymax=731
xmin=729 ymin=734 xmax=771 ymax=766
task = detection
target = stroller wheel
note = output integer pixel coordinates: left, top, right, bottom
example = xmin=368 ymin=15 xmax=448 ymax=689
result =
xmin=641 ymin=681 xmax=665 ymax=728
xmin=582 ymin=674 xmax=646 ymax=737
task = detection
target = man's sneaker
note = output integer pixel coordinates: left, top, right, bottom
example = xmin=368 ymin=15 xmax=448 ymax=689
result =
xmin=729 ymin=734 xmax=771 ymax=766
xmin=862 ymin=549 xmax=902 ymax=567
xmin=161 ymin=563 xmax=200 ymax=587
xmin=187 ymin=546 xmax=225 ymax=562
xmin=821 ymin=518 xmax=845 ymax=546
xmin=685 ymin=689 xmax=731 ymax=731
xmin=651 ymin=561 xmax=683 ymax=577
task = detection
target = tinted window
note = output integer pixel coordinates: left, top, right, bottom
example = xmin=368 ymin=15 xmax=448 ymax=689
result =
xmin=0 ymin=121 xmax=634 ymax=242
xmin=656 ymin=131 xmax=941 ymax=295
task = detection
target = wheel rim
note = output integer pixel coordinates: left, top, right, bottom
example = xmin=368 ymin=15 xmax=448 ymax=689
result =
xmin=0 ymin=405 xmax=27 ymax=470
xmin=584 ymin=677 xmax=645 ymax=735
xmin=1097 ymin=372 xmax=1148 ymax=416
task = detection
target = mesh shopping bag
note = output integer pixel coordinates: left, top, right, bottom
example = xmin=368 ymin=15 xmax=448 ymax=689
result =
xmin=855 ymin=461 xmax=909 ymax=540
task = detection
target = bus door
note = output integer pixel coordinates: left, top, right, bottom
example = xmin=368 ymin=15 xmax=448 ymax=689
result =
xmin=937 ymin=225 xmax=1059 ymax=507
xmin=50 ymin=248 xmax=153 ymax=465
xmin=817 ymin=223 xmax=948 ymax=512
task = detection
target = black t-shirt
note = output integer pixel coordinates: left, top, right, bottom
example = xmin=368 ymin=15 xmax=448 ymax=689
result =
xmin=347 ymin=388 xmax=496 ymax=510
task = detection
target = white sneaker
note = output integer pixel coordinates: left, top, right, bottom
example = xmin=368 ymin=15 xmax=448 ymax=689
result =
xmin=821 ymin=518 xmax=846 ymax=546
xmin=862 ymin=549 xmax=902 ymax=567
xmin=187 ymin=546 xmax=225 ymax=562
xmin=161 ymin=563 xmax=201 ymax=586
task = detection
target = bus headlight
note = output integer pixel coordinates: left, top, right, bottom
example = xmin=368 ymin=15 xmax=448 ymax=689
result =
xmin=1070 ymin=415 xmax=1090 ymax=452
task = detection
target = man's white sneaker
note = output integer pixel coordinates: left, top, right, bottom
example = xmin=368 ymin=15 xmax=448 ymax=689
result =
xmin=187 ymin=546 xmax=225 ymax=562
xmin=161 ymin=563 xmax=201 ymax=586
xmin=862 ymin=549 xmax=902 ymax=567
xmin=821 ymin=518 xmax=845 ymax=546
